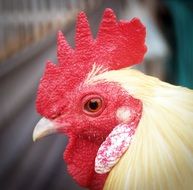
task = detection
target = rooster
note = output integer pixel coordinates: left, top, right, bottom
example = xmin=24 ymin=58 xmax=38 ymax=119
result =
xmin=33 ymin=9 xmax=193 ymax=190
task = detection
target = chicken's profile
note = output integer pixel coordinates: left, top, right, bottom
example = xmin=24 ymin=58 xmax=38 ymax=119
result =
xmin=33 ymin=9 xmax=193 ymax=190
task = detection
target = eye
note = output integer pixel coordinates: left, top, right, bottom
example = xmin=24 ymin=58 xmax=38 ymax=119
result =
xmin=84 ymin=98 xmax=102 ymax=113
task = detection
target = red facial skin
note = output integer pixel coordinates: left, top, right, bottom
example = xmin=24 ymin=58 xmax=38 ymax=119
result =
xmin=40 ymin=81 xmax=142 ymax=190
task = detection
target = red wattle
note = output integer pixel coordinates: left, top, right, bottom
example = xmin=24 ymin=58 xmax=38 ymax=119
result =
xmin=64 ymin=136 xmax=108 ymax=190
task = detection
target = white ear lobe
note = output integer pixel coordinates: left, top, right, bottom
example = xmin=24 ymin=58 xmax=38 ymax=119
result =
xmin=94 ymin=123 xmax=135 ymax=174
xmin=116 ymin=106 xmax=131 ymax=123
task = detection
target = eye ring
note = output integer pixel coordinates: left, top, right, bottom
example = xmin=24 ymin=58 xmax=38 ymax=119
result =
xmin=82 ymin=95 xmax=104 ymax=116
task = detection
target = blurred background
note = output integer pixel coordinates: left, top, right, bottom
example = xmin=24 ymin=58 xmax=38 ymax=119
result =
xmin=0 ymin=0 xmax=193 ymax=189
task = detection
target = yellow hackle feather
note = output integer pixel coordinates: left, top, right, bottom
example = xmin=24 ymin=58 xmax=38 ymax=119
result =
xmin=88 ymin=67 xmax=193 ymax=190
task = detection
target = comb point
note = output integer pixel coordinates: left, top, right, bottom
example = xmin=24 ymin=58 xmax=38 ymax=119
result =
xmin=57 ymin=31 xmax=72 ymax=65
xmin=97 ymin=8 xmax=117 ymax=40
xmin=103 ymin=8 xmax=116 ymax=17
xmin=75 ymin=11 xmax=93 ymax=49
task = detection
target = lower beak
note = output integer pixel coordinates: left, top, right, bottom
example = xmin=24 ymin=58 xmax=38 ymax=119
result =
xmin=33 ymin=117 xmax=60 ymax=141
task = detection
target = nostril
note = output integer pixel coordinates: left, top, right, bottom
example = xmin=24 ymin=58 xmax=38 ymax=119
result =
xmin=50 ymin=113 xmax=58 ymax=119
xmin=50 ymin=102 xmax=67 ymax=119
xmin=50 ymin=111 xmax=63 ymax=119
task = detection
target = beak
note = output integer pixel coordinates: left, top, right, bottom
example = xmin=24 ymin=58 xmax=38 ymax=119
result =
xmin=33 ymin=117 xmax=59 ymax=142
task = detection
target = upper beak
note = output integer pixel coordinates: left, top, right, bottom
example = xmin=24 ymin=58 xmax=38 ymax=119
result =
xmin=33 ymin=117 xmax=59 ymax=142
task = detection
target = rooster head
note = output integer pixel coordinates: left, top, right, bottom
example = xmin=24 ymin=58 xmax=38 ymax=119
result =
xmin=33 ymin=8 xmax=146 ymax=190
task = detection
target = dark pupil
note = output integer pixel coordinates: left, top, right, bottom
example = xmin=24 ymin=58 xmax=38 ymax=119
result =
xmin=89 ymin=100 xmax=99 ymax=110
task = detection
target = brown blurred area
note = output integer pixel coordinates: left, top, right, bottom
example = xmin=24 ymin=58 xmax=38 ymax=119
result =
xmin=0 ymin=0 xmax=101 ymax=62
xmin=0 ymin=0 xmax=193 ymax=190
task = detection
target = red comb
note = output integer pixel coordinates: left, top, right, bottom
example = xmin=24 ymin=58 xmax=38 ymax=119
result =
xmin=36 ymin=8 xmax=147 ymax=117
